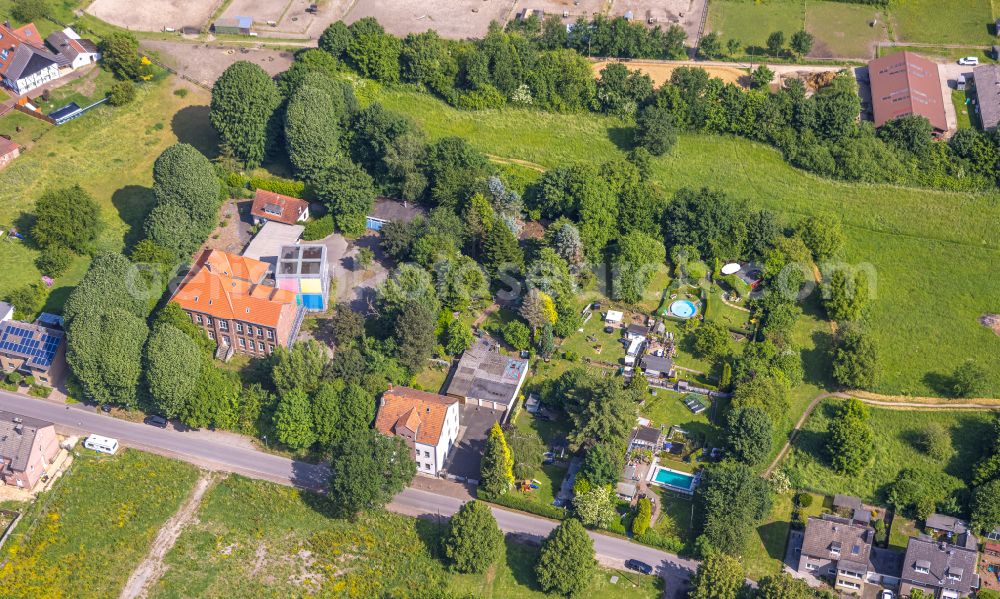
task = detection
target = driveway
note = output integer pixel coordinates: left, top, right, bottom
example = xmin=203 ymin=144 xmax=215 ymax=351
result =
xmin=442 ymin=404 xmax=503 ymax=482
xmin=314 ymin=232 xmax=388 ymax=314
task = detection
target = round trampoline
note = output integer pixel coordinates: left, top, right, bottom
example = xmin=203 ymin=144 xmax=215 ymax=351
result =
xmin=669 ymin=299 xmax=698 ymax=319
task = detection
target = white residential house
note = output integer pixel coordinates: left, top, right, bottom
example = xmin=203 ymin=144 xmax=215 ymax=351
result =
xmin=45 ymin=28 xmax=101 ymax=72
xmin=0 ymin=22 xmax=62 ymax=96
xmin=375 ymin=386 xmax=461 ymax=477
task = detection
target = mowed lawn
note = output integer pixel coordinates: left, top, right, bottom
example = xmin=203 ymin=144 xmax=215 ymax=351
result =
xmin=706 ymin=0 xmax=805 ymax=51
xmin=782 ymin=401 xmax=994 ymax=502
xmin=370 ymin=88 xmax=1000 ymax=397
xmin=0 ymin=449 xmax=200 ymax=598
xmin=150 ymin=475 xmax=662 ymax=598
xmin=0 ymin=76 xmax=216 ymax=311
xmin=889 ymin=0 xmax=995 ymax=46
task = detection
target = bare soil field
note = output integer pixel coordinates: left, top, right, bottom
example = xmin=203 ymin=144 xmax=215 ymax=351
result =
xmin=607 ymin=0 xmax=706 ymax=43
xmin=591 ymin=59 xmax=746 ymax=86
xmin=515 ymin=0 xmax=606 ymax=23
xmin=221 ymin=0 xmax=318 ymax=36
xmin=342 ymin=0 xmax=517 ymax=39
xmin=84 ymin=0 xmax=220 ymax=32
xmin=141 ymin=40 xmax=294 ymax=87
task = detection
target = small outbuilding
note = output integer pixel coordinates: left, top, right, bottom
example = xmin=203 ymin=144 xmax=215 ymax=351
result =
xmin=605 ymin=310 xmax=624 ymax=324
xmin=974 ymin=64 xmax=1000 ymax=132
xmin=0 ymin=137 xmax=20 ymax=171
xmin=213 ymin=16 xmax=253 ymax=36
xmin=616 ymin=482 xmax=638 ymax=501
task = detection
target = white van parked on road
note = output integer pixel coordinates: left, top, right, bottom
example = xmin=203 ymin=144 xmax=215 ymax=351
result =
xmin=83 ymin=434 xmax=119 ymax=455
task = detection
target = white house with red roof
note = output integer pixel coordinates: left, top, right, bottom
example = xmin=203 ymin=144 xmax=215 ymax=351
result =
xmin=374 ymin=386 xmax=461 ymax=477
xmin=0 ymin=21 xmax=62 ymax=95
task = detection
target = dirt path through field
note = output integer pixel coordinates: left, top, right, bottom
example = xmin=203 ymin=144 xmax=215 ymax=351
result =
xmin=119 ymin=473 xmax=215 ymax=599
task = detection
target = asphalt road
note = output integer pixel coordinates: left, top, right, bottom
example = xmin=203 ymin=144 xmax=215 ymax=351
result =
xmin=0 ymin=391 xmax=697 ymax=595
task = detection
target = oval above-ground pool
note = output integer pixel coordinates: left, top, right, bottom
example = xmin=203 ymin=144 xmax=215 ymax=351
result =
xmin=668 ymin=299 xmax=698 ymax=319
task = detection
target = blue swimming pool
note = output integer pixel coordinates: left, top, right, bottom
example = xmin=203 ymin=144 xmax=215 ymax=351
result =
xmin=669 ymin=299 xmax=698 ymax=319
xmin=652 ymin=467 xmax=696 ymax=492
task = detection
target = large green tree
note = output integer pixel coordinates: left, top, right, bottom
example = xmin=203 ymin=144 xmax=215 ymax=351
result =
xmin=271 ymin=339 xmax=329 ymax=396
xmin=726 ymin=406 xmax=773 ymax=466
xmin=273 ymin=389 xmax=317 ymax=449
xmin=612 ymin=231 xmax=665 ymax=304
xmin=690 ymin=553 xmax=745 ymax=599
xmin=144 ymin=323 xmax=201 ymax=418
xmin=32 ymin=185 xmax=102 ymax=253
xmin=311 ymin=157 xmax=376 ymax=236
xmin=146 ymin=143 xmax=221 ymax=257
xmin=210 ymin=61 xmax=281 ymax=168
xmin=756 ymin=572 xmax=815 ymax=599
xmin=480 ymin=422 xmax=515 ymax=498
xmin=66 ymin=306 xmax=148 ymax=407
xmin=535 ymin=518 xmax=596 ymax=596
xmin=328 ymin=428 xmax=416 ymax=517
xmin=973 ymin=478 xmax=1000 ymax=534
xmin=284 ymin=83 xmax=342 ymax=182
xmin=443 ymin=500 xmax=505 ymax=573
xmin=99 ymin=32 xmax=147 ymax=80
xmin=422 ymin=136 xmax=489 ymax=208
xmin=696 ymin=461 xmax=773 ymax=555
xmin=394 ymin=300 xmax=436 ymax=371
xmin=346 ymin=18 xmax=402 ymax=83
xmin=826 ymin=398 xmax=875 ymax=476
xmin=64 ymin=253 xmax=149 ymax=323
xmin=831 ymin=324 xmax=879 ymax=389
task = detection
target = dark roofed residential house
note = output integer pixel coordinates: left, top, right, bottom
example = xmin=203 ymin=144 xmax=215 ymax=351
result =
xmin=974 ymin=64 xmax=1000 ymax=131
xmin=867 ymin=51 xmax=948 ymax=133
xmin=630 ymin=425 xmax=661 ymax=450
xmin=625 ymin=323 xmax=648 ymax=340
xmin=640 ymin=354 xmax=673 ymax=378
xmin=797 ymin=515 xmax=874 ymax=594
xmin=0 ymin=22 xmax=62 ymax=95
xmin=250 ymin=189 xmax=310 ymax=226
xmin=45 ymin=27 xmax=100 ymax=71
xmin=444 ymin=338 xmax=528 ymax=422
xmin=899 ymin=536 xmax=979 ymax=598
xmin=0 ymin=410 xmax=60 ymax=489
xmin=366 ymin=198 xmax=428 ymax=231
xmin=926 ymin=513 xmax=969 ymax=536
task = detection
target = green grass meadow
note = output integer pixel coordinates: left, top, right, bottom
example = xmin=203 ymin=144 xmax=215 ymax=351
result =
xmin=368 ymin=88 xmax=1000 ymax=397
xmin=151 ymin=475 xmax=662 ymax=598
xmin=888 ymin=0 xmax=995 ymax=46
xmin=782 ymin=401 xmax=994 ymax=501
xmin=0 ymin=449 xmax=200 ymax=598
xmin=0 ymin=76 xmax=217 ymax=312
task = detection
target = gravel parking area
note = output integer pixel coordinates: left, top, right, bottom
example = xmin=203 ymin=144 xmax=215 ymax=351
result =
xmin=608 ymin=0 xmax=707 ymax=42
xmin=85 ymin=0 xmax=219 ymax=32
xmin=443 ymin=404 xmax=504 ymax=481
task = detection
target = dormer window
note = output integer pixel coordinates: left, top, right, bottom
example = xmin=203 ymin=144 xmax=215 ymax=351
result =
xmin=914 ymin=560 xmax=931 ymax=574
xmin=829 ymin=541 xmax=842 ymax=555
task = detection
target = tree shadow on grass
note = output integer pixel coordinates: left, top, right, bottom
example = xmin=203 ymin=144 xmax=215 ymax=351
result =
xmin=801 ymin=329 xmax=834 ymax=389
xmin=945 ymin=416 xmax=994 ymax=482
xmin=504 ymin=538 xmax=543 ymax=591
xmin=757 ymin=520 xmax=791 ymax=561
xmin=111 ymin=185 xmax=154 ymax=253
xmin=170 ymin=105 xmax=219 ymax=159
xmin=921 ymin=371 xmax=956 ymax=397
xmin=413 ymin=516 xmax=448 ymax=562
xmin=607 ymin=126 xmax=635 ymax=152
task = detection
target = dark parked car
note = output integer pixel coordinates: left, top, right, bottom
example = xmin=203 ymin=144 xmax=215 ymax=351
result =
xmin=101 ymin=404 xmax=112 ymax=413
xmin=145 ymin=415 xmax=168 ymax=428
xmin=624 ymin=559 xmax=653 ymax=575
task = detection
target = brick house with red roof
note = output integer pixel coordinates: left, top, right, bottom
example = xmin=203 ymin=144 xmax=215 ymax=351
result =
xmin=170 ymin=250 xmax=304 ymax=359
xmin=0 ymin=21 xmax=62 ymax=95
xmin=250 ymin=189 xmax=310 ymax=226
xmin=375 ymin=386 xmax=460 ymax=477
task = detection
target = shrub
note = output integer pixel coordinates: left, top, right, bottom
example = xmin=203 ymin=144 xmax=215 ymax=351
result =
xmin=7 ymin=372 xmax=24 ymax=385
xmin=248 ymin=176 xmax=305 ymax=198
xmin=796 ymin=492 xmax=814 ymax=508
xmin=29 ymin=385 xmax=52 ymax=398
xmin=22 ymin=375 xmax=34 ymax=386
xmin=485 ymin=491 xmax=567 ymax=520
xmin=302 ymin=215 xmax=335 ymax=240
xmin=632 ymin=497 xmax=652 ymax=536
xmin=174 ymin=88 xmax=189 ymax=97
xmin=0 ymin=380 xmax=16 ymax=391
xmin=36 ymin=245 xmax=74 ymax=277
xmin=107 ymin=80 xmax=137 ymax=106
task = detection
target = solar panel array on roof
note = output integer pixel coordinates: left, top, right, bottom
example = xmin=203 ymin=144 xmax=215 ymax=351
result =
xmin=0 ymin=324 xmax=61 ymax=367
